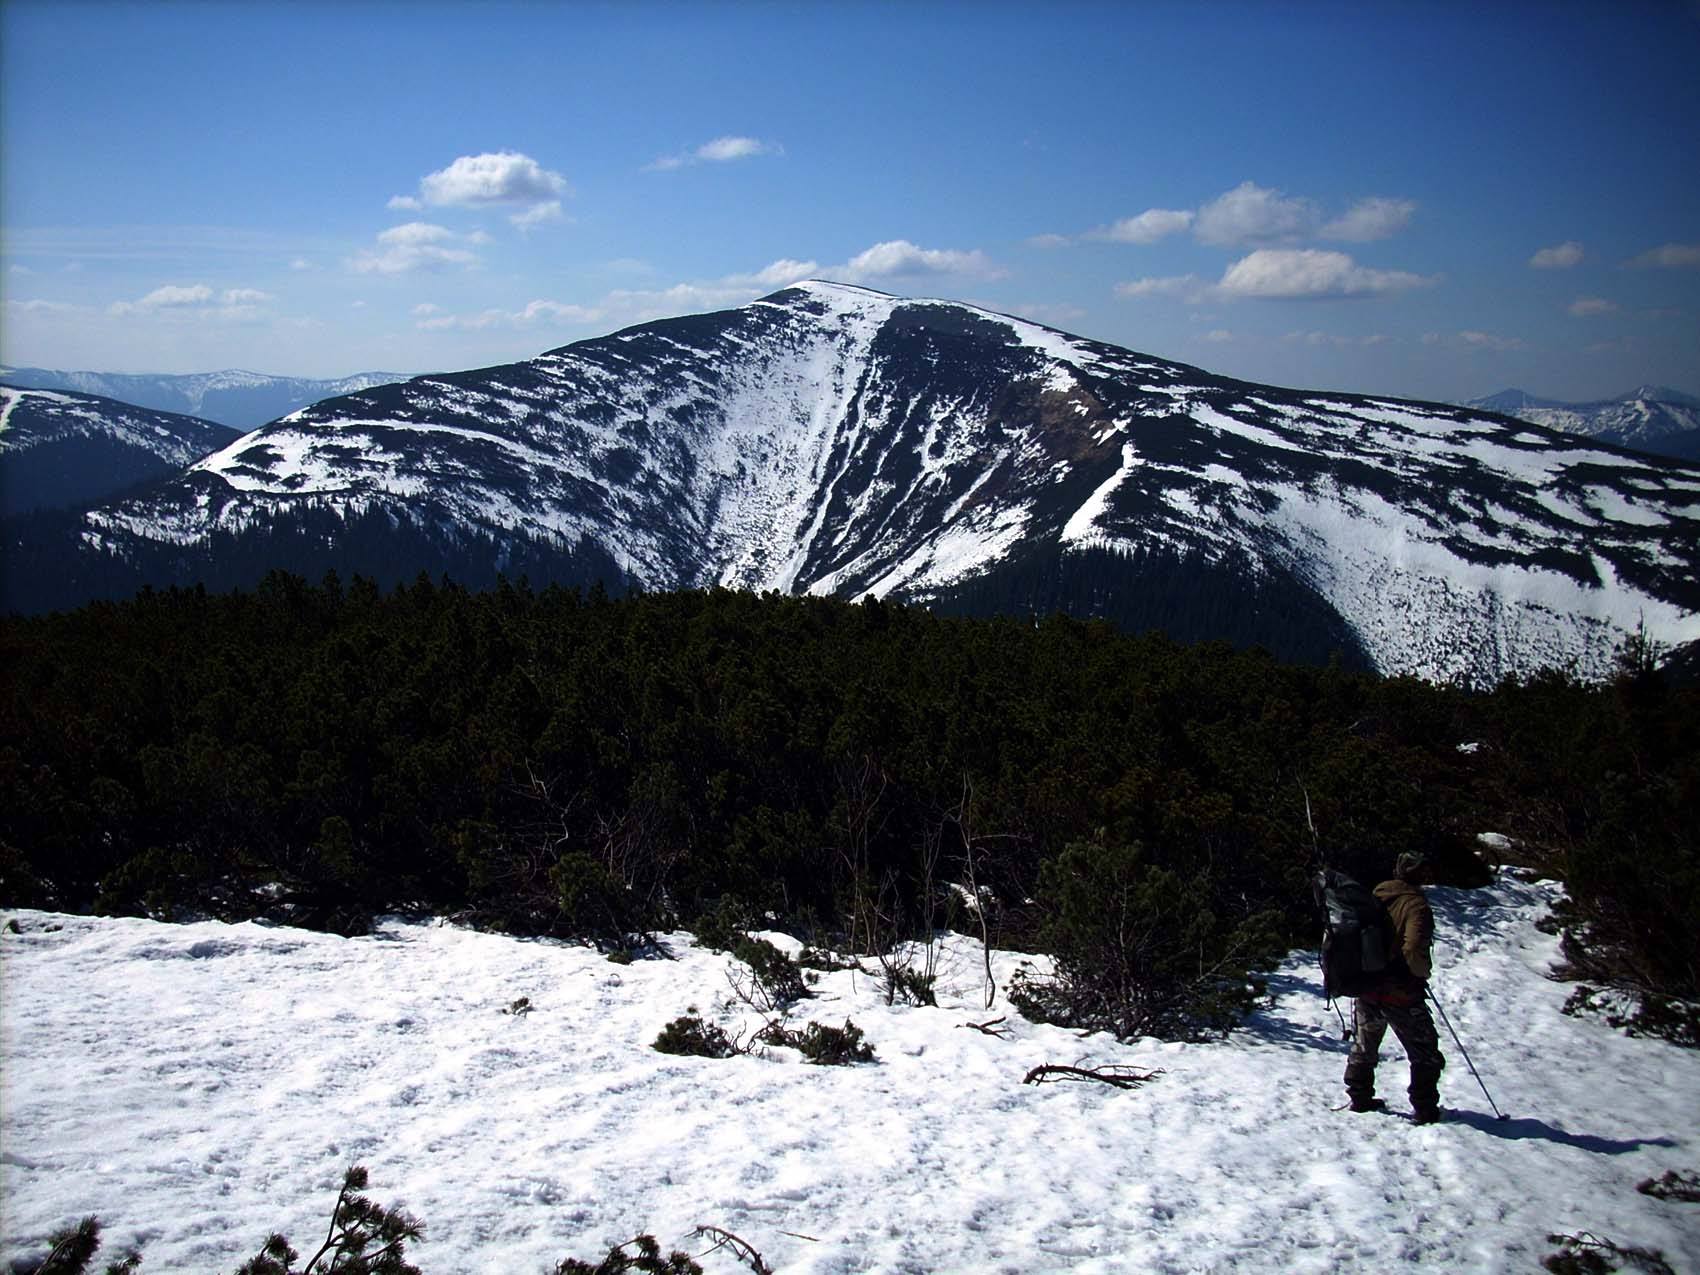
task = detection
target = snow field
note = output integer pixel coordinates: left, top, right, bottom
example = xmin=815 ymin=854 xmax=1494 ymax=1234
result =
xmin=4 ymin=875 xmax=1698 ymax=1274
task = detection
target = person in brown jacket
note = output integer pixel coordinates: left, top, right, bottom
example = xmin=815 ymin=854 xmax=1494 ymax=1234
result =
xmin=1343 ymin=851 xmax=1447 ymax=1123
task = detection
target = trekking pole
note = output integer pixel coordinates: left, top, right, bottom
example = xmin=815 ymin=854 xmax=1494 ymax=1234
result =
xmin=1426 ymin=987 xmax=1508 ymax=1120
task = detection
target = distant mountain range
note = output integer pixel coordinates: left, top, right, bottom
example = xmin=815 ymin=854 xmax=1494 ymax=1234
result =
xmin=0 ymin=367 xmax=407 ymax=431
xmin=1463 ymin=386 xmax=1700 ymax=463
xmin=0 ymin=385 xmax=237 ymax=517
xmin=5 ymin=282 xmax=1697 ymax=684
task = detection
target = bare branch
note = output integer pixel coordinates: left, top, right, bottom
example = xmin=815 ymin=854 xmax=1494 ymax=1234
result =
xmin=1021 ymin=1063 xmax=1164 ymax=1089
xmin=691 ymin=1225 xmax=774 ymax=1275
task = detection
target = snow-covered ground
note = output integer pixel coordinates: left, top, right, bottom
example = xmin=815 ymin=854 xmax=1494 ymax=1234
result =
xmin=3 ymin=871 xmax=1696 ymax=1273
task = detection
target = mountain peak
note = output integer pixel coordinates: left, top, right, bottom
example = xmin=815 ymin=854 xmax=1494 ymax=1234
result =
xmin=16 ymin=289 xmax=1698 ymax=682
xmin=1622 ymin=384 xmax=1700 ymax=407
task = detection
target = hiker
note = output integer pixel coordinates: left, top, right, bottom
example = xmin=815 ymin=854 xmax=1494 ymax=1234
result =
xmin=1343 ymin=851 xmax=1447 ymax=1123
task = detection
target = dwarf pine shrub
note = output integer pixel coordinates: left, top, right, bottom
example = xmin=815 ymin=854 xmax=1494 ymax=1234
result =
xmin=1636 ymin=1169 xmax=1700 ymax=1202
xmin=1542 ymin=1230 xmax=1675 ymax=1275
xmin=554 ymin=1233 xmax=703 ymax=1274
xmin=234 ymin=1165 xmax=423 ymax=1275
xmin=653 ymin=1011 xmax=736 ymax=1059
xmin=1011 ymin=840 xmax=1281 ymax=1042
xmin=760 ymin=1017 xmax=875 ymax=1065
xmin=14 ymin=1216 xmax=139 ymax=1275
xmin=730 ymin=936 xmax=810 ymax=1010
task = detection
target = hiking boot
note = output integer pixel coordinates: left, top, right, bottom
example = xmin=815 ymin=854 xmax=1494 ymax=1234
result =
xmin=1349 ymin=1096 xmax=1386 ymax=1113
xmin=1411 ymin=1106 xmax=1443 ymax=1125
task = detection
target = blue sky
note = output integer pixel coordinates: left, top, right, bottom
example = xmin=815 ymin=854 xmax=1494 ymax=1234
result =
xmin=3 ymin=0 xmax=1698 ymax=404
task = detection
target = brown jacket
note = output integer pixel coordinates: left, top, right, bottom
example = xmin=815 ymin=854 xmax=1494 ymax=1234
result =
xmin=1373 ymin=879 xmax=1434 ymax=982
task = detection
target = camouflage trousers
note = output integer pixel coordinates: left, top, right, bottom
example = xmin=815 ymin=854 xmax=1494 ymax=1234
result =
xmin=1344 ymin=995 xmax=1446 ymax=1114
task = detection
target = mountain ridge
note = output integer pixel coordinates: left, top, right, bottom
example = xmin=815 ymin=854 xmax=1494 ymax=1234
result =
xmin=11 ymin=281 xmax=1699 ymax=683
xmin=0 ymin=384 xmax=238 ymax=517
xmin=1464 ymin=385 xmax=1700 ymax=463
xmin=0 ymin=366 xmax=408 ymax=431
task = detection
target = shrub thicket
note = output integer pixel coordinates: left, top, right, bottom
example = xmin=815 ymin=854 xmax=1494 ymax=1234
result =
xmin=2 ymin=573 xmax=1693 ymax=1040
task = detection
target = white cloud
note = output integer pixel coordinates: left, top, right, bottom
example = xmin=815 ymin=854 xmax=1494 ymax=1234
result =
xmin=510 ymin=200 xmax=565 ymax=231
xmin=3 ymin=298 xmax=78 ymax=315
xmin=1586 ymin=337 xmax=1634 ymax=354
xmin=379 ymin=222 xmax=455 ymax=246
xmin=1193 ymin=182 xmax=1318 ymax=247
xmin=107 ymin=284 xmax=212 ymax=315
xmin=289 ymin=258 xmax=316 ymax=272
xmin=1026 ymin=233 xmax=1072 ymax=249
xmin=1114 ymin=274 xmax=1207 ymax=301
xmin=548 ymin=241 xmax=998 ymax=334
xmin=141 ymin=284 xmax=214 ymax=307
xmin=9 ymin=264 xmax=33 ymax=276
xmin=106 ymin=283 xmax=272 ymax=321
xmin=1627 ymin=242 xmax=1700 ymax=269
xmin=1092 ymin=209 xmax=1194 ymax=245
xmin=724 ymin=259 xmax=820 ymax=289
xmin=1530 ymin=241 xmax=1584 ymax=269
xmin=417 ymin=151 xmax=568 ymax=207
xmin=387 ymin=151 xmax=571 ymax=233
xmin=411 ymin=303 xmax=442 ymax=317
xmin=1321 ymin=197 xmax=1416 ymax=242
xmin=1283 ymin=329 xmax=1394 ymax=347
xmin=698 ymin=136 xmax=778 ymax=163
xmin=1200 ymin=329 xmax=1234 ymax=343
xmin=601 ymin=282 xmax=768 ymax=320
xmin=1567 ymin=296 xmax=1619 ymax=317
xmin=649 ymin=136 xmax=783 ymax=171
xmin=996 ymin=301 xmax=1087 ymax=327
xmin=417 ymin=298 xmax=604 ymax=332
xmin=838 ymin=240 xmax=1004 ymax=283
xmin=351 ymin=223 xmax=480 ymax=275
xmin=1424 ymin=330 xmax=1527 ymax=352
xmin=1216 ymin=249 xmax=1433 ymax=299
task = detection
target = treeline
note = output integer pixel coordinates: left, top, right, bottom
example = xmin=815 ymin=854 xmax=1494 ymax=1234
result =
xmin=2 ymin=574 xmax=1694 ymax=1036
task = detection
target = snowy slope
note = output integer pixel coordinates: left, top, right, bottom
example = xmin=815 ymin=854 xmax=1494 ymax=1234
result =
xmin=50 ymin=282 xmax=1700 ymax=682
xmin=3 ymin=871 xmax=1697 ymax=1273
xmin=0 ymin=368 xmax=407 ymax=431
xmin=0 ymin=384 xmax=237 ymax=516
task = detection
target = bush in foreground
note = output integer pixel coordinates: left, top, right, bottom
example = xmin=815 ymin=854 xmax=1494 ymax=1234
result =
xmin=1010 ymin=840 xmax=1281 ymax=1042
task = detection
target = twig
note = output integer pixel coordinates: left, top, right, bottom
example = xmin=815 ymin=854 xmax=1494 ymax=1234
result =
xmin=1022 ymin=1063 xmax=1164 ymax=1089
xmin=692 ymin=1225 xmax=774 ymax=1275
xmin=959 ymin=1016 xmax=1014 ymax=1039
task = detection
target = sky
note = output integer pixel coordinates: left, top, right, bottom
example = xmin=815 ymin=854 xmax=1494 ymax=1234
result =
xmin=3 ymin=0 xmax=1698 ymax=405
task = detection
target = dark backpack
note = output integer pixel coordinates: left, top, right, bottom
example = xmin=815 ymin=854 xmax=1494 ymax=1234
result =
xmin=1313 ymin=868 xmax=1399 ymax=1003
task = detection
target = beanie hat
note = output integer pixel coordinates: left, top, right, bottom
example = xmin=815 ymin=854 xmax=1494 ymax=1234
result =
xmin=1395 ymin=851 xmax=1428 ymax=880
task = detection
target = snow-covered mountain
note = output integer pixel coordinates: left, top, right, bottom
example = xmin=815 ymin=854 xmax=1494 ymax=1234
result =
xmin=0 ymin=384 xmax=237 ymax=517
xmin=32 ymin=282 xmax=1700 ymax=682
xmin=0 ymin=367 xmax=406 ymax=431
xmin=1466 ymin=386 xmax=1700 ymax=463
